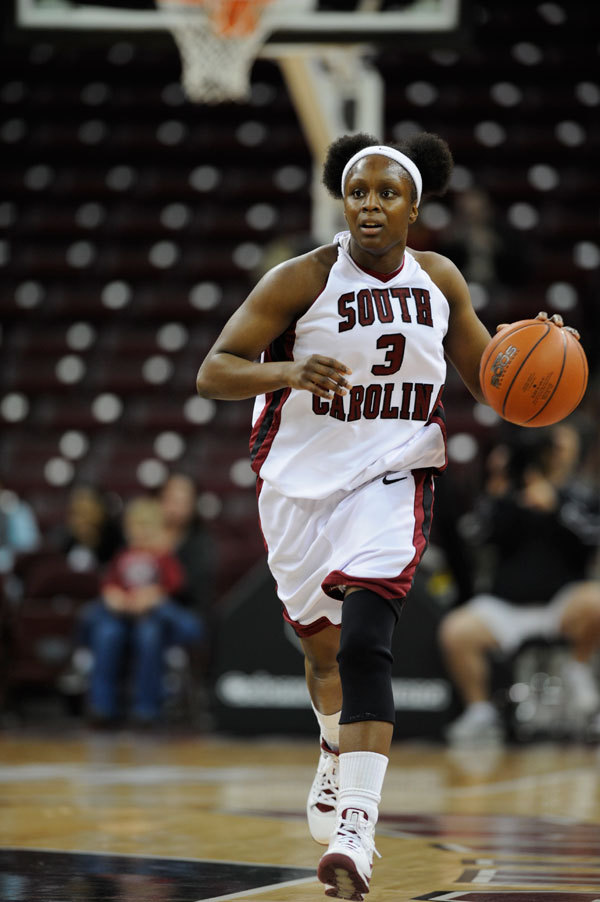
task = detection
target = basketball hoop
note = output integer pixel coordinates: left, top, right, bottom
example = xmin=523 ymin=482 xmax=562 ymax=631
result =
xmin=156 ymin=0 xmax=276 ymax=103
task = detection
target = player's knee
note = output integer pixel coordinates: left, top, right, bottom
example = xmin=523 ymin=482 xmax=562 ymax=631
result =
xmin=337 ymin=589 xmax=395 ymax=681
xmin=301 ymin=627 xmax=341 ymax=682
xmin=307 ymin=655 xmax=339 ymax=684
xmin=337 ymin=628 xmax=393 ymax=679
xmin=337 ymin=590 xmax=396 ymax=724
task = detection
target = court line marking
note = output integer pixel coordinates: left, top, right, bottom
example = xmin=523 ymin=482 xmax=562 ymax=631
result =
xmin=0 ymin=764 xmax=597 ymax=814
xmin=0 ymin=763 xmax=302 ymax=784
xmin=472 ymin=868 xmax=495 ymax=884
xmin=200 ymin=875 xmax=318 ymax=901
xmin=0 ymin=763 xmax=595 ymax=795
xmin=466 ymin=858 xmax=600 ymax=867
xmin=444 ymin=767 xmax=596 ymax=797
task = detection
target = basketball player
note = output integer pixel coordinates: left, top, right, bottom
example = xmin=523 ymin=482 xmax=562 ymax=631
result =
xmin=195 ymin=132 xmax=570 ymax=899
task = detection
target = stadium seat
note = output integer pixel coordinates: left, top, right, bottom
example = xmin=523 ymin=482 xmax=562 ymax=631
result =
xmin=1 ymin=0 xmax=598 ymax=612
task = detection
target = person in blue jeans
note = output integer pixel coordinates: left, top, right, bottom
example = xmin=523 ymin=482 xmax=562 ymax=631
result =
xmin=81 ymin=496 xmax=204 ymax=725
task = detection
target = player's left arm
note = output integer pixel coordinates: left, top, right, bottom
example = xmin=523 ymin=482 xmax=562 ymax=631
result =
xmin=418 ymin=251 xmax=491 ymax=403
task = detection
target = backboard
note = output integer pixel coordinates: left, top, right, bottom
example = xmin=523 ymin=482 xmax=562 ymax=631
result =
xmin=8 ymin=0 xmax=466 ymax=241
xmin=13 ymin=0 xmax=464 ymax=46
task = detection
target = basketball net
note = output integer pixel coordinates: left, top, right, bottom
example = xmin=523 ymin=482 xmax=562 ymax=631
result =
xmin=157 ymin=0 xmax=276 ymax=103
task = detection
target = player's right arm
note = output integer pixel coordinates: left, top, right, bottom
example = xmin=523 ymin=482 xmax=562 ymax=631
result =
xmin=196 ymin=248 xmax=352 ymax=401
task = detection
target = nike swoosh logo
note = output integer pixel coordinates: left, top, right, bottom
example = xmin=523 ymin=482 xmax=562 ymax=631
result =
xmin=382 ymin=474 xmax=408 ymax=485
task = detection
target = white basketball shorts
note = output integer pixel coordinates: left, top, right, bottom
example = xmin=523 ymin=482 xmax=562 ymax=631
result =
xmin=257 ymin=468 xmax=435 ymax=637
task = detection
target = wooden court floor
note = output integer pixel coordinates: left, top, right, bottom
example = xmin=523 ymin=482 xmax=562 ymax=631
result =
xmin=1 ymin=729 xmax=600 ymax=901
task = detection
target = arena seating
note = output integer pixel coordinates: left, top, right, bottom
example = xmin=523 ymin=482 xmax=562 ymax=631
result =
xmin=1 ymin=0 xmax=599 ymax=612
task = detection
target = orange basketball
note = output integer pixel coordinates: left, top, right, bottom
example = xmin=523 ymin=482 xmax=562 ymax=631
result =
xmin=479 ymin=318 xmax=588 ymax=427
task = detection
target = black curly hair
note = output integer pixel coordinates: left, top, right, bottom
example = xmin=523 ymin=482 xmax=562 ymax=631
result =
xmin=322 ymin=131 xmax=453 ymax=202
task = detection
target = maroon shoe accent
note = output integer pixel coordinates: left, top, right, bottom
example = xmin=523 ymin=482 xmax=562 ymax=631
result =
xmin=324 ymin=886 xmax=363 ymax=901
xmin=340 ymin=807 xmax=368 ymax=823
xmin=318 ymin=852 xmax=369 ymax=900
xmin=320 ymin=738 xmax=339 ymax=755
xmin=316 ymin=741 xmax=339 ymax=813
xmin=316 ymin=801 xmax=336 ymax=813
xmin=316 ymin=743 xmax=337 ymax=811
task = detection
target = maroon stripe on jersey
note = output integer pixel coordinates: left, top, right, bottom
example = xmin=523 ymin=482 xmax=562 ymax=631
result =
xmin=428 ymin=386 xmax=448 ymax=472
xmin=249 ymin=323 xmax=297 ymax=474
xmin=321 ymin=469 xmax=435 ymax=602
xmin=355 ymin=255 xmax=405 ymax=282
xmin=255 ymin=477 xmax=269 ymax=555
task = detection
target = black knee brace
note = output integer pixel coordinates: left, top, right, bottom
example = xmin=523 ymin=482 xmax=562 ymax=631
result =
xmin=337 ymin=589 xmax=398 ymax=725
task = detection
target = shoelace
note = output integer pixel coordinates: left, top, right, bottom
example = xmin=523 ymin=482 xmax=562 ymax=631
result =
xmin=313 ymin=751 xmax=338 ymax=806
xmin=336 ymin=814 xmax=381 ymax=860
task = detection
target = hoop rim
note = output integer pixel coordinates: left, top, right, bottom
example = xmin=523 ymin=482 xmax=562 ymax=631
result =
xmin=157 ymin=0 xmax=275 ymax=38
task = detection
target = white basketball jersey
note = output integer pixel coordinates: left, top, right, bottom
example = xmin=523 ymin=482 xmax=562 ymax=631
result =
xmin=250 ymin=231 xmax=449 ymax=499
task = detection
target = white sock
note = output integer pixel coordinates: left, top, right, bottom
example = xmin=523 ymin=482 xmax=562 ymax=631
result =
xmin=311 ymin=701 xmax=340 ymax=753
xmin=337 ymin=751 xmax=389 ymax=824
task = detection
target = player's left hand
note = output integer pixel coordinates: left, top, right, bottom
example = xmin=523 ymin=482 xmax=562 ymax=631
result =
xmin=534 ymin=311 xmax=580 ymax=339
xmin=495 ymin=311 xmax=580 ymax=341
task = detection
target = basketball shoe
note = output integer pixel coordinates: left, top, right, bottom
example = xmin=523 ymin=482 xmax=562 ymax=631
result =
xmin=307 ymin=739 xmax=339 ymax=844
xmin=317 ymin=806 xmax=380 ymax=900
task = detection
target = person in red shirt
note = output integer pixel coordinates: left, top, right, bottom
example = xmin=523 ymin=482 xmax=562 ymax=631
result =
xmin=82 ymin=496 xmax=204 ymax=725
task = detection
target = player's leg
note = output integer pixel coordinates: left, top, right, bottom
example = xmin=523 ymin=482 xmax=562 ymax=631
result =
xmin=257 ymin=479 xmax=345 ymax=846
xmin=301 ymin=625 xmax=342 ymax=845
xmin=318 ymin=587 xmax=396 ymax=900
xmin=316 ymin=471 xmax=430 ymax=897
xmin=301 ymin=624 xmax=342 ymax=720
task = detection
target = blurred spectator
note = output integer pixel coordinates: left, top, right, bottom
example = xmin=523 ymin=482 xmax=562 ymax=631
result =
xmin=437 ymin=188 xmax=529 ymax=290
xmin=80 ymin=496 xmax=204 ymax=726
xmin=158 ymin=472 xmax=215 ymax=621
xmin=439 ymin=422 xmax=600 ymax=743
xmin=52 ymin=483 xmax=124 ymax=571
xmin=0 ymin=478 xmax=40 ymax=574
xmin=252 ymin=232 xmax=317 ymax=282
xmin=426 ymin=471 xmax=475 ymax=606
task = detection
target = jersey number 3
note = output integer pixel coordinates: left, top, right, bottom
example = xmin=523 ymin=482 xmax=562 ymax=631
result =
xmin=371 ymin=333 xmax=406 ymax=376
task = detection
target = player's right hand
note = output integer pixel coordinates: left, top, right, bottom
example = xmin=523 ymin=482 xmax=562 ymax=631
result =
xmin=288 ymin=355 xmax=352 ymax=399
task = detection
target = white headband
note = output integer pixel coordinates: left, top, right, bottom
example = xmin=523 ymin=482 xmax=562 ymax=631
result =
xmin=341 ymin=145 xmax=423 ymax=205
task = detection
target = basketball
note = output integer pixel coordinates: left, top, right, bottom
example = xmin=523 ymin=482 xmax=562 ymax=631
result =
xmin=479 ymin=318 xmax=588 ymax=427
